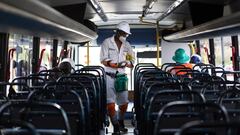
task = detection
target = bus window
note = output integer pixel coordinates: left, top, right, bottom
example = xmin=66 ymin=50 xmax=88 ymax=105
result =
xmin=238 ymin=35 xmax=240 ymax=67
xmin=39 ymin=39 xmax=52 ymax=70
xmin=57 ymin=41 xmax=64 ymax=66
xmin=135 ymin=45 xmax=159 ymax=65
xmin=78 ymin=45 xmax=101 ymax=66
xmin=222 ymin=36 xmax=233 ymax=71
xmin=8 ymin=34 xmax=33 ymax=81
xmin=57 ymin=41 xmax=74 ymax=65
xmin=214 ymin=37 xmax=223 ymax=67
xmin=77 ymin=41 xmax=101 ymax=66
xmin=200 ymin=39 xmax=210 ymax=64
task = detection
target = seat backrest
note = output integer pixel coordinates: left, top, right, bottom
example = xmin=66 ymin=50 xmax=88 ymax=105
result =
xmin=28 ymin=88 xmax=86 ymax=135
xmin=0 ymin=119 xmax=40 ymax=135
xmin=176 ymin=120 xmax=240 ymax=135
xmin=0 ymin=102 xmax=71 ymax=135
xmin=145 ymin=92 xmax=205 ymax=135
xmin=218 ymin=89 xmax=240 ymax=121
xmin=153 ymin=101 xmax=229 ymax=135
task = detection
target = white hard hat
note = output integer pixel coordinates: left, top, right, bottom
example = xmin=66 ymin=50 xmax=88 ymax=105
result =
xmin=116 ymin=21 xmax=131 ymax=34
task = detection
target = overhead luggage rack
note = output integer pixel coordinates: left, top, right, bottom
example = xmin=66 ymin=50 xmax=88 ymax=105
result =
xmin=164 ymin=11 xmax=240 ymax=41
xmin=0 ymin=0 xmax=97 ymax=42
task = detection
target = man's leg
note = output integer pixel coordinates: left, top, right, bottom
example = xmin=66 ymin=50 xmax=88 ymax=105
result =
xmin=106 ymin=75 xmax=120 ymax=135
xmin=107 ymin=103 xmax=120 ymax=135
xmin=118 ymin=103 xmax=128 ymax=133
xmin=117 ymin=91 xmax=129 ymax=133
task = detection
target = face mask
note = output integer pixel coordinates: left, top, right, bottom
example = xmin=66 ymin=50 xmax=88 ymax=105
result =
xmin=119 ymin=36 xmax=127 ymax=42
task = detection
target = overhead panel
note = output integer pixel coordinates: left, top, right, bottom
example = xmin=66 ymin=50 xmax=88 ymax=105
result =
xmin=0 ymin=0 xmax=97 ymax=42
xmin=54 ymin=3 xmax=98 ymax=32
xmin=40 ymin=0 xmax=86 ymax=7
xmin=54 ymin=3 xmax=87 ymax=23
xmin=153 ymin=0 xmax=225 ymax=30
xmin=189 ymin=1 xmax=224 ymax=26
xmin=163 ymin=11 xmax=240 ymax=41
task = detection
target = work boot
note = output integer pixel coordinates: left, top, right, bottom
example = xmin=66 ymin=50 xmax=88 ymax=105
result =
xmin=119 ymin=120 xmax=128 ymax=133
xmin=112 ymin=123 xmax=121 ymax=135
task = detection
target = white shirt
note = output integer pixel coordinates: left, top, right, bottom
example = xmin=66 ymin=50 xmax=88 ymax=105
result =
xmin=100 ymin=36 xmax=135 ymax=73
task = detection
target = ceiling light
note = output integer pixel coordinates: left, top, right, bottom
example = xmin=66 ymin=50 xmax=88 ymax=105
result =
xmin=87 ymin=0 xmax=108 ymax=22
xmin=142 ymin=0 xmax=157 ymax=17
xmin=157 ymin=0 xmax=186 ymax=21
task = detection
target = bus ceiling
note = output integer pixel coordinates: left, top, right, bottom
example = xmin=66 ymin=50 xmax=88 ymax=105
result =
xmin=82 ymin=0 xmax=240 ymax=42
xmin=0 ymin=0 xmax=240 ymax=43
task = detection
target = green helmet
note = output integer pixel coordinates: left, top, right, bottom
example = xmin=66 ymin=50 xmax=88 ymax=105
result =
xmin=172 ymin=48 xmax=190 ymax=64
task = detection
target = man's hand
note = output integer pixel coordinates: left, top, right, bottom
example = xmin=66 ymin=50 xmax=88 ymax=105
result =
xmin=102 ymin=60 xmax=117 ymax=68
xmin=108 ymin=61 xmax=127 ymax=68
xmin=118 ymin=61 xmax=127 ymax=68
xmin=126 ymin=61 xmax=134 ymax=68
xmin=102 ymin=60 xmax=109 ymax=66
xmin=102 ymin=60 xmax=131 ymax=68
xmin=109 ymin=63 xmax=119 ymax=68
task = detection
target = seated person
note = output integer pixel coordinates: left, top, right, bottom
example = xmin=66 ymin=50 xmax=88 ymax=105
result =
xmin=190 ymin=54 xmax=202 ymax=71
xmin=60 ymin=58 xmax=75 ymax=73
xmin=51 ymin=58 xmax=75 ymax=80
xmin=58 ymin=61 xmax=72 ymax=75
xmin=190 ymin=54 xmax=202 ymax=64
xmin=171 ymin=48 xmax=193 ymax=75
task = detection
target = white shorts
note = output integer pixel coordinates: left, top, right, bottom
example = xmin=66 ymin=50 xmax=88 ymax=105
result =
xmin=106 ymin=75 xmax=129 ymax=105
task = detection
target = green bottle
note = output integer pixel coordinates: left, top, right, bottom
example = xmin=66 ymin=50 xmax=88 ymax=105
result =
xmin=115 ymin=73 xmax=128 ymax=92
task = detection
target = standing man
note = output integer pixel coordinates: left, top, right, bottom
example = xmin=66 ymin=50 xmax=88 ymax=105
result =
xmin=100 ymin=21 xmax=135 ymax=135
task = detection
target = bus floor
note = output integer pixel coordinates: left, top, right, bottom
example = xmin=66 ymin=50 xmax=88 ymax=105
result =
xmin=106 ymin=119 xmax=134 ymax=135
xmin=105 ymin=102 xmax=134 ymax=135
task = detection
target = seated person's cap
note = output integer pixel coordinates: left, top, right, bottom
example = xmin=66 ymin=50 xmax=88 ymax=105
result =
xmin=172 ymin=48 xmax=190 ymax=64
xmin=190 ymin=54 xmax=202 ymax=64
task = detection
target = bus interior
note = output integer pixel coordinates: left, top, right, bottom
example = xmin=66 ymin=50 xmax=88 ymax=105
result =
xmin=0 ymin=0 xmax=240 ymax=135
